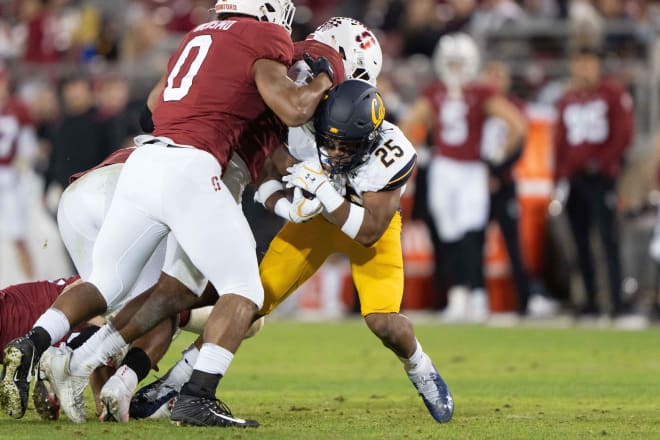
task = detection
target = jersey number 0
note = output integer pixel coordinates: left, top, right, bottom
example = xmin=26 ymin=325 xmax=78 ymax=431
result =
xmin=163 ymin=35 xmax=212 ymax=102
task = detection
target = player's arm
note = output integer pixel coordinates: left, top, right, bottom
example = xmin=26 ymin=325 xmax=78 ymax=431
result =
xmin=254 ymin=144 xmax=322 ymax=223
xmin=254 ymin=145 xmax=296 ymax=212
xmin=254 ymin=58 xmax=332 ymax=127
xmin=139 ymin=73 xmax=167 ymax=133
xmin=483 ymin=95 xmax=527 ymax=163
xmin=345 ymin=189 xmax=401 ymax=247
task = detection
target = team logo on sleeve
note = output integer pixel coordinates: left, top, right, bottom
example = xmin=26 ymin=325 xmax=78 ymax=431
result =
xmin=371 ymin=92 xmax=385 ymax=128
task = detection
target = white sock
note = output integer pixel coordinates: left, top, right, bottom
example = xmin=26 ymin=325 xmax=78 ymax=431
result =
xmin=70 ymin=323 xmax=127 ymax=376
xmin=399 ymin=340 xmax=432 ymax=376
xmin=193 ymin=343 xmax=233 ymax=376
xmin=163 ymin=345 xmax=199 ymax=392
xmin=33 ymin=308 xmax=70 ymax=344
xmin=114 ymin=365 xmax=138 ymax=392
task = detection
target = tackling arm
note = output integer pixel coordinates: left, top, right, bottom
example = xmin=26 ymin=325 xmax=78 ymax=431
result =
xmin=254 ymin=58 xmax=332 ymax=127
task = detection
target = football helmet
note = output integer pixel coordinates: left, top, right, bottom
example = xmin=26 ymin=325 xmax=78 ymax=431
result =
xmin=314 ymin=79 xmax=385 ymax=176
xmin=432 ymin=32 xmax=480 ymax=89
xmin=214 ymin=0 xmax=296 ymax=33
xmin=310 ymin=17 xmax=382 ymax=85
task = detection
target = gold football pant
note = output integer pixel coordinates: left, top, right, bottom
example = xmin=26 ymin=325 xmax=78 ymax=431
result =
xmin=259 ymin=212 xmax=403 ymax=316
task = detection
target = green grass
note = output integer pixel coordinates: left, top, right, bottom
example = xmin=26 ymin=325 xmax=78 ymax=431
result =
xmin=2 ymin=320 xmax=660 ymax=439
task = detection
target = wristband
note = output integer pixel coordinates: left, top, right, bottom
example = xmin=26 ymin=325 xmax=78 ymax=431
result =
xmin=341 ymin=203 xmax=365 ymax=239
xmin=273 ymin=197 xmax=292 ymax=221
xmin=315 ymin=181 xmax=344 ymax=212
xmin=254 ymin=179 xmax=284 ymax=207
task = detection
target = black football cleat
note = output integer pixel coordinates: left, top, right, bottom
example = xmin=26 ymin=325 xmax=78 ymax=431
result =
xmin=0 ymin=336 xmax=36 ymax=418
xmin=170 ymin=392 xmax=259 ymax=428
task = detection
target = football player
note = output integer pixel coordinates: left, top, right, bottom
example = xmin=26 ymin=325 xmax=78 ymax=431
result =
xmin=399 ymin=33 xmax=527 ymax=322
xmin=1 ymin=0 xmax=341 ymax=427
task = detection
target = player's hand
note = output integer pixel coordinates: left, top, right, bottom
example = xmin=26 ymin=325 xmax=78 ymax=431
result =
xmin=303 ymin=53 xmax=334 ymax=85
xmin=282 ymin=160 xmax=329 ymax=195
xmin=289 ymin=187 xmax=323 ymax=223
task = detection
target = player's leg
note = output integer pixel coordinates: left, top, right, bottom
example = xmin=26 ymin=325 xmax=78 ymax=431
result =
xmin=454 ymin=161 xmax=490 ymax=321
xmin=348 ymin=213 xmax=454 ymax=423
xmin=565 ymin=177 xmax=598 ymax=315
xmin=99 ymin=315 xmax=178 ymax=422
xmin=259 ymin=217 xmax=334 ymax=315
xmin=33 ymin=149 xmax=172 ymax=423
xmin=129 ymin=309 xmax=265 ymax=420
xmin=427 ymin=157 xmax=469 ymax=320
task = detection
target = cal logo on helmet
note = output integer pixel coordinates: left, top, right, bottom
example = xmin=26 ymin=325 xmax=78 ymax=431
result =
xmin=371 ymin=92 xmax=385 ymax=128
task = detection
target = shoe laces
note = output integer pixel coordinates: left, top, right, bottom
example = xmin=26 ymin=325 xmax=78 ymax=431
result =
xmin=207 ymin=397 xmax=234 ymax=416
xmin=412 ymin=371 xmax=442 ymax=401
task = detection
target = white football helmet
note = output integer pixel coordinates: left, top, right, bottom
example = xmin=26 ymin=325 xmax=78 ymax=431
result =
xmin=310 ymin=17 xmax=382 ymax=85
xmin=432 ymin=32 xmax=480 ymax=89
xmin=214 ymin=0 xmax=296 ymax=33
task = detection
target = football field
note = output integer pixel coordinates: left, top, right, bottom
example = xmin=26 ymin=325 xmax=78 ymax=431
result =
xmin=2 ymin=319 xmax=659 ymax=439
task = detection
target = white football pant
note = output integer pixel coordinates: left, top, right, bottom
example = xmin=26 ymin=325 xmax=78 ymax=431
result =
xmin=427 ymin=156 xmax=489 ymax=242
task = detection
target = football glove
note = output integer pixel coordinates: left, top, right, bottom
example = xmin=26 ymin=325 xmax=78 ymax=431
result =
xmin=288 ymin=187 xmax=323 ymax=223
xmin=303 ymin=53 xmax=334 ymax=85
xmin=282 ymin=160 xmax=329 ymax=195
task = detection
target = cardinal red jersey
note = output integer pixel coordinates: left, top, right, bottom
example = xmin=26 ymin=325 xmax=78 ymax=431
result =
xmin=69 ymin=147 xmax=135 ymax=184
xmin=423 ymin=82 xmax=497 ymax=161
xmin=235 ymin=110 xmax=287 ymax=182
xmin=294 ymin=39 xmax=345 ymax=84
xmin=0 ymin=276 xmax=79 ymax=355
xmin=0 ymin=99 xmax=32 ymax=166
xmin=152 ymin=17 xmax=293 ymax=173
xmin=554 ymin=79 xmax=634 ymax=180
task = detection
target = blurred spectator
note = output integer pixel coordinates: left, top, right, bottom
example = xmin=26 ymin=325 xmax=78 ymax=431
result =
xmin=19 ymin=0 xmax=59 ymax=64
xmin=95 ymin=75 xmax=139 ymax=148
xmin=0 ymin=65 xmax=37 ymax=279
xmin=481 ymin=60 xmax=559 ymax=317
xmin=17 ymin=80 xmax=60 ymax=177
xmin=554 ymin=46 xmax=634 ymax=318
xmin=44 ymin=75 xmax=114 ymax=209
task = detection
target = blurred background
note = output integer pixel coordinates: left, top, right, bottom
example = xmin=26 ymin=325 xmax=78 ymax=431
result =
xmin=1 ymin=0 xmax=660 ymax=326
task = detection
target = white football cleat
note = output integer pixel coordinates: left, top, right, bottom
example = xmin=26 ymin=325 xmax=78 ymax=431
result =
xmin=40 ymin=346 xmax=88 ymax=423
xmin=100 ymin=371 xmax=133 ymax=422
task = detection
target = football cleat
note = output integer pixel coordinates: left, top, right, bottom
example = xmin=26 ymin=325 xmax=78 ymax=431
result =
xmin=130 ymin=378 xmax=178 ymax=419
xmin=40 ymin=346 xmax=88 ymax=423
xmin=170 ymin=393 xmax=259 ymax=428
xmin=99 ymin=373 xmax=134 ymax=422
xmin=408 ymin=363 xmax=454 ymax=423
xmin=32 ymin=363 xmax=60 ymax=421
xmin=0 ymin=336 xmax=36 ymax=418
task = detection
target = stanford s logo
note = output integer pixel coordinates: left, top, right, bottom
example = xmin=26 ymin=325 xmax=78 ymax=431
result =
xmin=211 ymin=175 xmax=222 ymax=192
xmin=356 ymin=31 xmax=376 ymax=50
xmin=371 ymin=93 xmax=385 ymax=128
